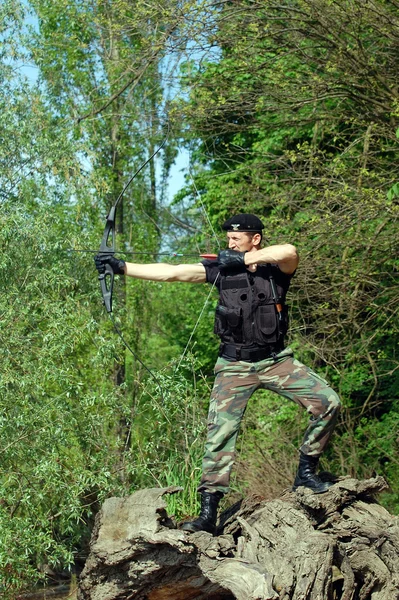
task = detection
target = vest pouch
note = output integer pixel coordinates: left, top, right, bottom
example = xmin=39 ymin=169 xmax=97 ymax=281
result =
xmin=254 ymin=304 xmax=278 ymax=344
xmin=214 ymin=305 xmax=243 ymax=342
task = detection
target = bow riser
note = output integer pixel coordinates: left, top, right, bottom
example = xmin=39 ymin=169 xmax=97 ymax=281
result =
xmin=99 ymin=264 xmax=114 ymax=314
xmin=98 ymin=205 xmax=117 ymax=313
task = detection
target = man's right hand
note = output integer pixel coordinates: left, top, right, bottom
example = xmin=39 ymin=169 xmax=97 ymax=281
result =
xmin=94 ymin=254 xmax=126 ymax=275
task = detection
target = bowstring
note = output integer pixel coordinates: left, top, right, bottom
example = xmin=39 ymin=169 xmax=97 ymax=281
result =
xmin=176 ymin=273 xmax=219 ymax=371
xmin=176 ymin=168 xmax=221 ymax=370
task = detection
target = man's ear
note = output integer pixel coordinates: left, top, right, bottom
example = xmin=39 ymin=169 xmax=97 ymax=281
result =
xmin=252 ymin=232 xmax=262 ymax=247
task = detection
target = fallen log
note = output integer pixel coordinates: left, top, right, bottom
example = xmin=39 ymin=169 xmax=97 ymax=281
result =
xmin=77 ymin=476 xmax=399 ymax=600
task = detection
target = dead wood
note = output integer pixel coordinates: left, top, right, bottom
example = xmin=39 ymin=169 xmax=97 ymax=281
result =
xmin=77 ymin=476 xmax=399 ymax=600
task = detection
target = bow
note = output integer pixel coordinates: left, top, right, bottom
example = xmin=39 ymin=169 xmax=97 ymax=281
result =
xmin=97 ymin=134 xmax=170 ymax=396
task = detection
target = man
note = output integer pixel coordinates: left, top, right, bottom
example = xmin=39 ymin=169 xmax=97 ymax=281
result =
xmin=95 ymin=213 xmax=341 ymax=535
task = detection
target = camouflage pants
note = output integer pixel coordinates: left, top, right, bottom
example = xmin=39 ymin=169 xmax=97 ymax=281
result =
xmin=198 ymin=348 xmax=341 ymax=495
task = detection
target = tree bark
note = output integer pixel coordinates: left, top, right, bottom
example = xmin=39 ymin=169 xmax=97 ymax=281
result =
xmin=78 ymin=476 xmax=399 ymax=600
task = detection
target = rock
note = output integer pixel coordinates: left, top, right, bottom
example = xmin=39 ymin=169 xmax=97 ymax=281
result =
xmin=78 ymin=477 xmax=399 ymax=600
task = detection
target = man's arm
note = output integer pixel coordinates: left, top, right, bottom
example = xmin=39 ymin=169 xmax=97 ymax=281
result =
xmin=124 ymin=261 xmax=207 ymax=283
xmin=244 ymin=244 xmax=299 ymax=274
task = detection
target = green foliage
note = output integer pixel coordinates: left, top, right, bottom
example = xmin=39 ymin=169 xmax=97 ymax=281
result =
xmin=387 ymin=182 xmax=399 ymax=201
xmin=122 ymin=355 xmax=210 ymax=520
xmin=1 ymin=0 xmax=399 ymax=593
xmin=173 ymin=0 xmax=399 ymax=508
xmin=1 ymin=1 xmax=216 ymax=592
xmin=0 ymin=200 xmax=127 ymax=592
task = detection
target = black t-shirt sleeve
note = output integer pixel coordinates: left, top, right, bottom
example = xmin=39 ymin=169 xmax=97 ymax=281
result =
xmin=270 ymin=262 xmax=295 ymax=292
xmin=201 ymin=259 xmax=221 ymax=287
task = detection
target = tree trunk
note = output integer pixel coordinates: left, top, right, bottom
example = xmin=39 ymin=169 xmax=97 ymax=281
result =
xmin=78 ymin=476 xmax=399 ymax=600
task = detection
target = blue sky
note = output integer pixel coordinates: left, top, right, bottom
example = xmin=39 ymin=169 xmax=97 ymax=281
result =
xmin=166 ymin=147 xmax=190 ymax=201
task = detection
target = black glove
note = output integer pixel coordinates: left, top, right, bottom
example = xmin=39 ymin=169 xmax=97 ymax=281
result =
xmin=94 ymin=254 xmax=126 ymax=275
xmin=217 ymin=249 xmax=246 ymax=268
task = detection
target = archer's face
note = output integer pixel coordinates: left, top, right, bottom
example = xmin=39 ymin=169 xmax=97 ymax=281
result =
xmin=227 ymin=231 xmax=260 ymax=252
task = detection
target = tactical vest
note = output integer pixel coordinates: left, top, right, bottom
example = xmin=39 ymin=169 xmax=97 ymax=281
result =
xmin=214 ymin=265 xmax=289 ymax=347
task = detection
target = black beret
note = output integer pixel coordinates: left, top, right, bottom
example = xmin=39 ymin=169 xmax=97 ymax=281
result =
xmin=222 ymin=213 xmax=264 ymax=232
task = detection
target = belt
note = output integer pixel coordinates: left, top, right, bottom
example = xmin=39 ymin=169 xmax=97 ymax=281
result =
xmin=219 ymin=343 xmax=282 ymax=362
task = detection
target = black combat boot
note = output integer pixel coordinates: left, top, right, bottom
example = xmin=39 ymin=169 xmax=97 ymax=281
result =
xmin=181 ymin=491 xmax=223 ymax=535
xmin=293 ymin=453 xmax=333 ymax=494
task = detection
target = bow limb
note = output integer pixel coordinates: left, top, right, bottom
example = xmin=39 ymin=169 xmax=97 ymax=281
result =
xmin=98 ymin=127 xmax=169 ymax=314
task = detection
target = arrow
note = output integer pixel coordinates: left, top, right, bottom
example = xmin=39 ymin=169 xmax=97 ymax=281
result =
xmin=68 ymin=249 xmax=218 ymax=259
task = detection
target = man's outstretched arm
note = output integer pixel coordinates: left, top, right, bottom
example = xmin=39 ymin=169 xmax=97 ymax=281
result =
xmin=124 ymin=261 xmax=207 ymax=283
